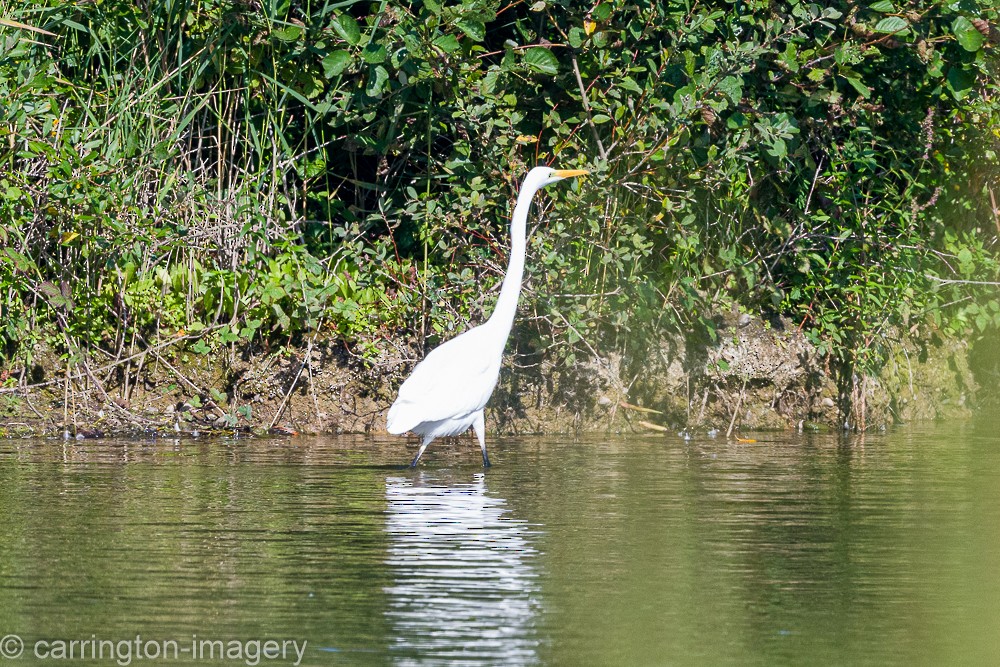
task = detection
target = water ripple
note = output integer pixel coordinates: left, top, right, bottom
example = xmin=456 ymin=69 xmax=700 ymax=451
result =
xmin=383 ymin=473 xmax=541 ymax=666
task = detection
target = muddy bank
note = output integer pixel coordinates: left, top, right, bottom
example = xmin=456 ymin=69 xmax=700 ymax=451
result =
xmin=0 ymin=317 xmax=991 ymax=439
xmin=494 ymin=314 xmax=985 ymax=436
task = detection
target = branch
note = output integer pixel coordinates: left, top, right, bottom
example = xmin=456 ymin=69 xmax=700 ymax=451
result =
xmin=925 ymin=275 xmax=1000 ymax=286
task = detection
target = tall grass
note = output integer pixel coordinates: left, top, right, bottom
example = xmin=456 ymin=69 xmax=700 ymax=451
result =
xmin=1 ymin=0 xmax=998 ymax=426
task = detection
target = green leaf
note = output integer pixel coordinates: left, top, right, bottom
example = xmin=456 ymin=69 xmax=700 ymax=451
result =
xmin=433 ymin=34 xmax=461 ymax=53
xmin=946 ymin=66 xmax=976 ymax=100
xmin=592 ymin=2 xmax=612 ymax=21
xmin=272 ymin=25 xmax=302 ymax=42
xmin=362 ymin=43 xmax=387 ymax=63
xmin=873 ymin=16 xmax=909 ymax=34
xmin=331 ymin=14 xmax=361 ymax=45
xmin=455 ymin=18 xmax=485 ymax=42
xmin=261 ymin=284 xmax=286 ymax=303
xmin=366 ymin=65 xmax=389 ymax=96
xmin=844 ymin=75 xmax=871 ymax=98
xmin=957 ymin=247 xmax=973 ymax=265
xmin=951 ymin=16 xmax=985 ymax=52
xmin=60 ymin=18 xmax=88 ymax=32
xmin=322 ymin=50 xmax=351 ymax=77
xmin=523 ymin=47 xmax=559 ymax=75
xmin=869 ymin=0 xmax=895 ymax=11
xmin=1 ymin=248 xmax=32 ymax=272
xmin=717 ymin=75 xmax=743 ymax=104
xmin=619 ymin=76 xmax=643 ymax=94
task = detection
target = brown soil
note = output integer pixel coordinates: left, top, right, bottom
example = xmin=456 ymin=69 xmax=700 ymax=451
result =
xmin=0 ymin=317 xmax=986 ymax=439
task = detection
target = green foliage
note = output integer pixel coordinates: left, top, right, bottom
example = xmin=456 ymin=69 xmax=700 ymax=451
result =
xmin=0 ymin=0 xmax=998 ymax=393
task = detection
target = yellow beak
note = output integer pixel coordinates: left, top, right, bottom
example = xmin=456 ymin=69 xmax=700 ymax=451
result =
xmin=553 ymin=168 xmax=590 ymax=178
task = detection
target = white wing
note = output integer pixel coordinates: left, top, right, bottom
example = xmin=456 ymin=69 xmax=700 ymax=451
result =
xmin=387 ymin=325 xmax=503 ymax=434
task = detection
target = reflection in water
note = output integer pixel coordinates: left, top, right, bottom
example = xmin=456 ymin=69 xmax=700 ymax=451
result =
xmin=384 ymin=473 xmax=540 ymax=665
xmin=2 ymin=426 xmax=998 ymax=664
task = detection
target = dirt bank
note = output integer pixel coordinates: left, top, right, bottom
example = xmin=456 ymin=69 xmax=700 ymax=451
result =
xmin=0 ymin=317 xmax=990 ymax=439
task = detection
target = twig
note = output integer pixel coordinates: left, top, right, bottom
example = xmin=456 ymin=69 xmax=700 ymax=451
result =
xmin=638 ymin=419 xmax=669 ymax=433
xmin=63 ymin=358 xmax=71 ymax=434
xmin=924 ymin=275 xmax=1000 ymax=286
xmin=726 ymin=379 xmax=747 ymax=439
xmin=0 ymin=329 xmax=224 ymax=395
xmin=570 ymin=52 xmax=608 ymax=161
xmin=990 ymin=186 xmax=1000 ymax=237
xmin=803 ymin=156 xmax=824 ymax=215
xmin=618 ymin=399 xmax=662 ymax=414
xmin=305 ymin=339 xmax=322 ymax=424
xmin=148 ymin=349 xmax=226 ymax=419
xmin=697 ymin=387 xmax=710 ymax=425
xmin=269 ymin=351 xmax=310 ymax=430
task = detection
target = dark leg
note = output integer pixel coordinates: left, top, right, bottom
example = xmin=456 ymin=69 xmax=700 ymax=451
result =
xmin=473 ymin=411 xmax=491 ymax=467
xmin=409 ymin=438 xmax=431 ymax=468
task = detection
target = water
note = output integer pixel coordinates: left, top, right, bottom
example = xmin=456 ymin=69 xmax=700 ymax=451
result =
xmin=0 ymin=420 xmax=998 ymax=666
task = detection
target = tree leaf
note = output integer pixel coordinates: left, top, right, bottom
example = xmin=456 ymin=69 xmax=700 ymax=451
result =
xmin=946 ymin=66 xmax=976 ymax=100
xmin=591 ymin=3 xmax=612 ymax=21
xmin=433 ymin=34 xmax=461 ymax=53
xmin=366 ymin=65 xmax=389 ymax=96
xmin=951 ymin=16 xmax=985 ymax=52
xmin=868 ymin=0 xmax=895 ymax=12
xmin=362 ymin=43 xmax=387 ymax=63
xmin=844 ymin=75 xmax=871 ymax=98
xmin=322 ymin=50 xmax=351 ymax=78
xmin=331 ymin=14 xmax=361 ymax=45
xmin=39 ymin=281 xmax=73 ymax=309
xmin=272 ymin=25 xmax=302 ymax=42
xmin=523 ymin=47 xmax=559 ymax=75
xmin=873 ymin=16 xmax=909 ymax=34
xmin=455 ymin=18 xmax=485 ymax=42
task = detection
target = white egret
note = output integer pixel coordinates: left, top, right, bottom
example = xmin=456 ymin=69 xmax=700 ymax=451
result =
xmin=387 ymin=166 xmax=589 ymax=467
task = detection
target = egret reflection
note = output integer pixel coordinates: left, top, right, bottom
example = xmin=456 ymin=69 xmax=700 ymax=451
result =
xmin=384 ymin=473 xmax=541 ymax=665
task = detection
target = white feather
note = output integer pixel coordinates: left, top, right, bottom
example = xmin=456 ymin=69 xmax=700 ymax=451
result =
xmin=386 ymin=166 xmax=588 ymax=466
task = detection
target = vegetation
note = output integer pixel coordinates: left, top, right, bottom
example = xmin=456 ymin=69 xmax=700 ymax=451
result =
xmin=1 ymin=0 xmax=998 ymax=424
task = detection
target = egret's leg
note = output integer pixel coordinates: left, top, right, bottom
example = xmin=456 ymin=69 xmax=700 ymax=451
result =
xmin=473 ymin=411 xmax=491 ymax=467
xmin=410 ymin=436 xmax=433 ymax=468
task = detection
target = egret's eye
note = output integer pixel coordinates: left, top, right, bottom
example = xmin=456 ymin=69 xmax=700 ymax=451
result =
xmin=387 ymin=166 xmax=587 ymax=468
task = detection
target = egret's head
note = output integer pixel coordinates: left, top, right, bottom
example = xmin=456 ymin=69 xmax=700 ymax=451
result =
xmin=525 ymin=165 xmax=590 ymax=190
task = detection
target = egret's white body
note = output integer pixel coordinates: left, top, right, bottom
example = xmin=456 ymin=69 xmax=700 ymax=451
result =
xmin=387 ymin=166 xmax=588 ymax=467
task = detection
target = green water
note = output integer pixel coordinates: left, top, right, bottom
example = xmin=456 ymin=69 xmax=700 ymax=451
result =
xmin=1 ymin=420 xmax=998 ymax=666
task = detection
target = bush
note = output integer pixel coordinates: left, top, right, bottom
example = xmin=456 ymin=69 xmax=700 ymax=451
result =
xmin=1 ymin=0 xmax=998 ymax=387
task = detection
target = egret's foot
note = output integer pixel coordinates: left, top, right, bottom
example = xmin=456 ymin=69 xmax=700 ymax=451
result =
xmin=481 ymin=451 xmax=491 ymax=467
xmin=409 ymin=442 xmax=431 ymax=468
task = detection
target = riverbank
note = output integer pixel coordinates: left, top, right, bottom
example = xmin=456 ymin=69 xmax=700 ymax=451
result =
xmin=1 ymin=317 xmax=991 ymax=440
xmin=3 ymin=2 xmax=998 ymax=445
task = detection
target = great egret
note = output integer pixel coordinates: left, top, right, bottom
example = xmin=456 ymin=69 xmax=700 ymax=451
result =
xmin=387 ymin=166 xmax=589 ymax=467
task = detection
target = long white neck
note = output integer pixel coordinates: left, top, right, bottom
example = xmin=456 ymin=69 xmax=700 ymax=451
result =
xmin=485 ymin=183 xmax=538 ymax=341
